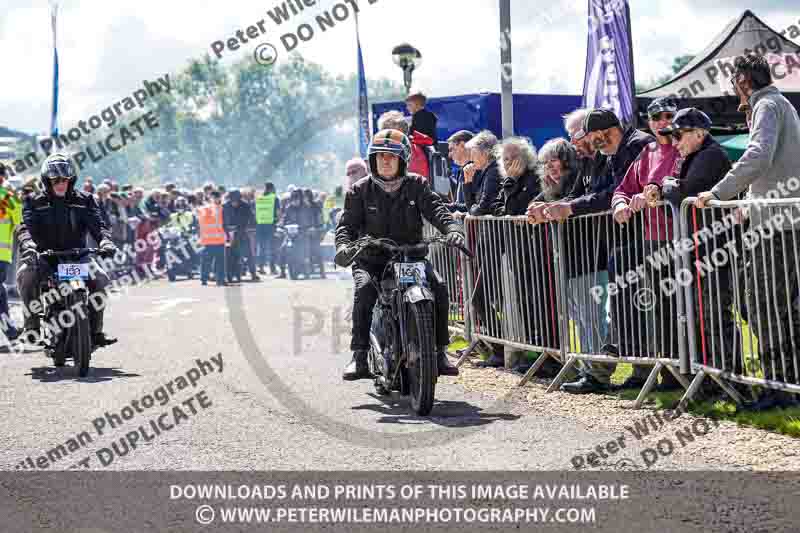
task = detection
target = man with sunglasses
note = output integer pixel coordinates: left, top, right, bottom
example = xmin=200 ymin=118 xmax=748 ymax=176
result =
xmin=595 ymin=98 xmax=684 ymax=391
xmin=16 ymin=153 xmax=119 ymax=347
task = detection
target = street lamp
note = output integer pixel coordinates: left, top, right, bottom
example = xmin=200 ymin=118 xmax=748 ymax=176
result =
xmin=392 ymin=43 xmax=422 ymax=95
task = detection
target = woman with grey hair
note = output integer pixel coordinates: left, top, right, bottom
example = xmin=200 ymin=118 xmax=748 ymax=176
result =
xmin=463 ymin=130 xmax=501 ymax=216
xmin=492 ymin=137 xmax=540 ymax=216
xmin=377 ymin=110 xmax=409 ymax=134
xmin=535 ymin=137 xmax=578 ymax=203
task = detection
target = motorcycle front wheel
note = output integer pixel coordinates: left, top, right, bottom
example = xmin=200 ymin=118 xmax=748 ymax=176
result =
xmin=66 ymin=293 xmax=93 ymax=378
xmin=404 ymin=301 xmax=436 ymax=416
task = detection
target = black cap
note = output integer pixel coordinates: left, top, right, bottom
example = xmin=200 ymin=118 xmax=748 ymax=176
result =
xmin=572 ymin=108 xmax=621 ymax=141
xmin=647 ymin=97 xmax=678 ymax=117
xmin=658 ymin=107 xmax=712 ymax=135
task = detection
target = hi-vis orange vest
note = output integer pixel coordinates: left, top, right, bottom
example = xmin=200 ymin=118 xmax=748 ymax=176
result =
xmin=198 ymin=204 xmax=225 ymax=245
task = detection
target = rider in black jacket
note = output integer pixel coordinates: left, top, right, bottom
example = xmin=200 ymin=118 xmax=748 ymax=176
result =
xmin=16 ymin=153 xmax=119 ymax=346
xmin=335 ymin=129 xmax=464 ymax=380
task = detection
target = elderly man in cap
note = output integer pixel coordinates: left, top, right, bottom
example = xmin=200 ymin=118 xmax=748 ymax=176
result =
xmin=648 ymin=107 xmax=743 ymax=399
xmin=554 ymin=108 xmax=654 ymax=394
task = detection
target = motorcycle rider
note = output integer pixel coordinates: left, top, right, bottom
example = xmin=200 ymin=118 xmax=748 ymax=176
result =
xmin=223 ymin=189 xmax=260 ymax=283
xmin=164 ymin=196 xmax=198 ymax=269
xmin=276 ymin=188 xmax=308 ymax=279
xmin=303 ymin=188 xmax=325 ymax=278
xmin=16 ymin=153 xmax=119 ymax=346
xmin=335 ymin=129 xmax=463 ymax=380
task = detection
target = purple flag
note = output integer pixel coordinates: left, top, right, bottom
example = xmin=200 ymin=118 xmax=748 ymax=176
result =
xmin=582 ymin=0 xmax=635 ymax=124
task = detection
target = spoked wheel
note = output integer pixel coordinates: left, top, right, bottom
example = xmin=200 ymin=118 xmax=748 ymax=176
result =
xmin=404 ymin=301 xmax=437 ymax=416
xmin=67 ymin=295 xmax=93 ymax=378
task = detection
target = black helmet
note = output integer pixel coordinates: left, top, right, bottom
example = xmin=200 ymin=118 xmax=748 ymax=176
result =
xmin=228 ymin=189 xmax=242 ymax=202
xmin=40 ymin=153 xmax=78 ymax=196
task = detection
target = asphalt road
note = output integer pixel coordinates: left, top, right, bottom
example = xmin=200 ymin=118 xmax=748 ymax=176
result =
xmin=0 ymin=268 xmax=764 ymax=472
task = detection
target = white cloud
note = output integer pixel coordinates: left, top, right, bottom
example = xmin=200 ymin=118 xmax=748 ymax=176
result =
xmin=0 ymin=0 xmax=796 ymax=134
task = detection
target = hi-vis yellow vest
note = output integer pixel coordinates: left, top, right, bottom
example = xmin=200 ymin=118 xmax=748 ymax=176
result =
xmin=255 ymin=193 xmax=277 ymax=225
xmin=0 ymin=189 xmax=20 ymax=263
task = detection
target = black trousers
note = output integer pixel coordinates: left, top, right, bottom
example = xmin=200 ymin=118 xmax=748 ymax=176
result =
xmin=350 ymin=261 xmax=449 ymax=351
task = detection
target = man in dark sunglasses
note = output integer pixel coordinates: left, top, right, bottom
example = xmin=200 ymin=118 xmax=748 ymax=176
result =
xmin=15 ymin=153 xmax=120 ymax=347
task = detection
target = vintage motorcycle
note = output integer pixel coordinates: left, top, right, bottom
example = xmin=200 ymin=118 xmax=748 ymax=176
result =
xmin=36 ymin=248 xmax=111 ymax=377
xmin=342 ymin=235 xmax=472 ymax=415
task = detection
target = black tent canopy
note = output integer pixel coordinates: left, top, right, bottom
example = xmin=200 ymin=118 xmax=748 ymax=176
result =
xmin=636 ymin=10 xmax=800 ymax=129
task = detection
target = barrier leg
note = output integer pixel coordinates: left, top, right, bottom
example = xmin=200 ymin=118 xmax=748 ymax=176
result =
xmin=546 ymin=356 xmax=578 ymax=393
xmin=707 ymin=373 xmax=746 ymax=406
xmin=677 ymin=370 xmax=706 ymax=412
xmin=633 ymin=362 xmax=662 ymax=409
xmin=517 ymin=350 xmax=556 ymax=387
xmin=664 ymin=364 xmax=692 ymax=390
xmin=454 ymin=338 xmax=483 ymax=368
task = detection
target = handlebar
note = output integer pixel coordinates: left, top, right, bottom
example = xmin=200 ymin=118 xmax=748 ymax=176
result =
xmin=351 ymin=236 xmax=474 ymax=260
xmin=38 ymin=248 xmax=101 ymax=260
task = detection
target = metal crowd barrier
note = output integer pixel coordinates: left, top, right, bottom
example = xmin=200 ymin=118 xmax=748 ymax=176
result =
xmin=677 ymin=197 xmax=800 ymax=409
xmin=546 ymin=203 xmax=691 ymax=407
xmin=423 ymin=219 xmax=469 ymax=340
xmin=457 ymin=215 xmax=566 ymax=380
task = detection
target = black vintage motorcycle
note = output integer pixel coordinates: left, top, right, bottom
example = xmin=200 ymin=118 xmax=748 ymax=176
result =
xmin=342 ymin=235 xmax=472 ymax=415
xmin=36 ymin=248 xmax=110 ymax=377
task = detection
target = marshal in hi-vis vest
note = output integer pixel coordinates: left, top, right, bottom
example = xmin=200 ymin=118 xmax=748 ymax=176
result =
xmin=256 ymin=193 xmax=277 ymax=225
xmin=198 ymin=204 xmax=225 ymax=245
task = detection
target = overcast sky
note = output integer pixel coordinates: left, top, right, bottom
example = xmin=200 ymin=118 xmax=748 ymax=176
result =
xmin=0 ymin=0 xmax=797 ymax=134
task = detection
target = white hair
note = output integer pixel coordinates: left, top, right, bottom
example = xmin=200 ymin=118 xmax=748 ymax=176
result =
xmin=563 ymin=108 xmax=590 ymax=136
xmin=496 ymin=137 xmax=538 ymax=177
xmin=465 ymin=130 xmax=499 ymax=160
xmin=377 ymin=111 xmax=410 ymax=134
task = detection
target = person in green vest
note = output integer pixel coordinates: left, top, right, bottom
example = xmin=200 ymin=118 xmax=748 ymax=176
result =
xmin=167 ymin=196 xmax=196 ymax=233
xmin=0 ymin=163 xmax=22 ymax=340
xmin=255 ymin=182 xmax=280 ymax=276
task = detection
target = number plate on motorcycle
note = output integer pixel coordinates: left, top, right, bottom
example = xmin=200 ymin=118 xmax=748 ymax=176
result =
xmin=394 ymin=262 xmax=426 ymax=284
xmin=57 ymin=263 xmax=89 ymax=281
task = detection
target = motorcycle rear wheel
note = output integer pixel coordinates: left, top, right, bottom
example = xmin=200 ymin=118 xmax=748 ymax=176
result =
xmin=404 ymin=301 xmax=436 ymax=416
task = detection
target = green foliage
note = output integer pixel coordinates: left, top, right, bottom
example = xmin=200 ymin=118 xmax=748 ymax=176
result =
xmin=76 ymin=52 xmax=403 ymax=190
xmin=637 ymin=54 xmax=696 ymax=92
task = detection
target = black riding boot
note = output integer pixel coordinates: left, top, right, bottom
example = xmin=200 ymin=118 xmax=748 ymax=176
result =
xmin=437 ymin=348 xmax=459 ymax=376
xmin=342 ymin=350 xmax=372 ymax=381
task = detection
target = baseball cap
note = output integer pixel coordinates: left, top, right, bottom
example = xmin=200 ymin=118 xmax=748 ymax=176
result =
xmin=572 ymin=108 xmax=621 ymax=141
xmin=647 ymin=97 xmax=678 ymax=118
xmin=658 ymin=108 xmax=712 ymax=135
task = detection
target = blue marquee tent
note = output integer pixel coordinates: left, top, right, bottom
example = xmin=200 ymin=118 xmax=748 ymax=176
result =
xmin=372 ymin=93 xmax=582 ymax=150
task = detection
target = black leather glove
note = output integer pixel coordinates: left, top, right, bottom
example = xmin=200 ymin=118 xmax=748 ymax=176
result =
xmin=99 ymin=240 xmax=118 ymax=259
xmin=334 ymin=245 xmax=355 ymax=268
xmin=19 ymin=244 xmax=38 ymax=265
xmin=446 ymin=231 xmax=465 ymax=249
